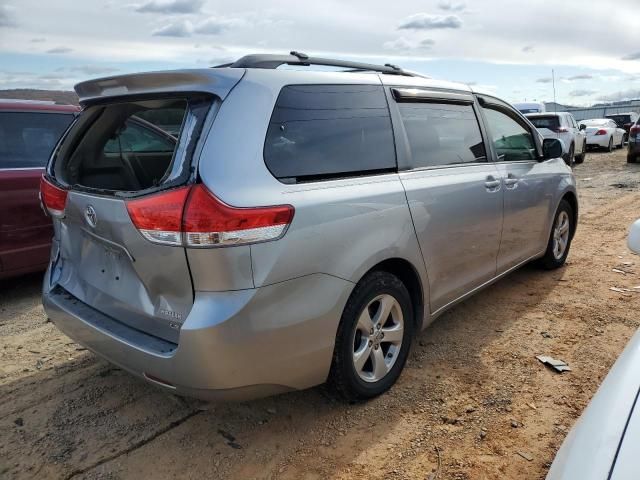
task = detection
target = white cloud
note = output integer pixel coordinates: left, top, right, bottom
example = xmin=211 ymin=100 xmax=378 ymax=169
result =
xmin=383 ymin=37 xmax=434 ymax=52
xmin=566 ymin=74 xmax=593 ymax=81
xmin=152 ymin=20 xmax=193 ymax=37
xmin=152 ymin=16 xmax=247 ymax=37
xmin=623 ymin=52 xmax=640 ymax=61
xmin=398 ymin=13 xmax=462 ymax=30
xmin=46 ymin=46 xmax=73 ymax=54
xmin=437 ymin=1 xmax=465 ymax=12
xmin=135 ymin=0 xmax=203 ymax=14
xmin=522 ymin=45 xmax=534 ymax=53
xmin=193 ymin=17 xmax=246 ymax=35
xmin=0 ymin=4 xmax=16 ymax=27
xmin=569 ymin=89 xmax=597 ymax=97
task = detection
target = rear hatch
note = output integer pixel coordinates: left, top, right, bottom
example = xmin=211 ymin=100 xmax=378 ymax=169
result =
xmin=43 ymin=69 xmax=244 ymax=343
xmin=527 ymin=115 xmax=560 ymax=138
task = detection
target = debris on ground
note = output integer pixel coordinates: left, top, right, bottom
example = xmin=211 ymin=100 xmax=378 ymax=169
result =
xmin=536 ymin=355 xmax=571 ymax=373
xmin=610 ymin=287 xmax=638 ymax=296
xmin=517 ymin=451 xmax=534 ymax=462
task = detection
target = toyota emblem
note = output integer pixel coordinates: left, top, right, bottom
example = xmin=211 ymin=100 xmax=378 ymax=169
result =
xmin=85 ymin=205 xmax=97 ymax=228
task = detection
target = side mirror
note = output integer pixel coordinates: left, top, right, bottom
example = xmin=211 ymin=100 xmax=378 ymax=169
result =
xmin=579 ymin=124 xmax=586 ymax=131
xmin=629 ymin=219 xmax=640 ymax=255
xmin=542 ymin=138 xmax=564 ymax=160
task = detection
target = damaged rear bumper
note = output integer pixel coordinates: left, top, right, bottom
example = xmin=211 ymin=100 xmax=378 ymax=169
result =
xmin=43 ymin=272 xmax=353 ymax=401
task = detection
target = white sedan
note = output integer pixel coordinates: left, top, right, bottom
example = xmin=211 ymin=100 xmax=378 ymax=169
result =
xmin=580 ymin=118 xmax=626 ymax=152
xmin=546 ymin=220 xmax=640 ymax=480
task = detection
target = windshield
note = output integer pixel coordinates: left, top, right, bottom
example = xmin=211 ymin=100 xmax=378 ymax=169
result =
xmin=0 ymin=112 xmax=74 ymax=168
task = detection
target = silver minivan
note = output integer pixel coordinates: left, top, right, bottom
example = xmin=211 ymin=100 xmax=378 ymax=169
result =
xmin=41 ymin=53 xmax=578 ymax=402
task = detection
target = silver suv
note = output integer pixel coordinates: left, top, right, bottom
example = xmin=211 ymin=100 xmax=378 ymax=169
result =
xmin=41 ymin=53 xmax=578 ymax=402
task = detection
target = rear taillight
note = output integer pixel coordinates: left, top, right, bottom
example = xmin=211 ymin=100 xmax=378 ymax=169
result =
xmin=595 ymin=129 xmax=607 ymax=136
xmin=40 ymin=175 xmax=68 ymax=217
xmin=556 ymin=127 xmax=569 ymax=133
xmin=126 ymin=187 xmax=190 ymax=246
xmin=631 ymin=126 xmax=640 ymax=135
xmin=126 ymin=184 xmax=294 ymax=247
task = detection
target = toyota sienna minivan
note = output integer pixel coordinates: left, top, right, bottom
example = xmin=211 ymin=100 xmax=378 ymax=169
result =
xmin=41 ymin=53 xmax=578 ymax=402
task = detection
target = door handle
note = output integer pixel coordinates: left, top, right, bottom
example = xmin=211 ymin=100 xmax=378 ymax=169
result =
xmin=484 ymin=176 xmax=501 ymax=190
xmin=504 ymin=173 xmax=519 ymax=187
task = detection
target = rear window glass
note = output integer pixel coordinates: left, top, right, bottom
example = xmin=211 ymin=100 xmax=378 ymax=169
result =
xmin=264 ymin=85 xmax=396 ymax=182
xmin=398 ymin=102 xmax=487 ymax=168
xmin=53 ymin=97 xmax=214 ymax=193
xmin=606 ymin=115 xmax=631 ymax=127
xmin=528 ymin=116 xmax=560 ymax=131
xmin=0 ymin=112 xmax=74 ymax=168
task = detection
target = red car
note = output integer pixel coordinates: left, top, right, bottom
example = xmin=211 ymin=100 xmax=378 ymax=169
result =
xmin=0 ymin=100 xmax=79 ymax=280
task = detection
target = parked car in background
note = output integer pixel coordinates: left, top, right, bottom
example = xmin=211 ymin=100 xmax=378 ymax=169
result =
xmin=627 ymin=117 xmax=640 ymax=163
xmin=605 ymin=112 xmax=639 ymax=143
xmin=41 ymin=53 xmax=578 ymax=402
xmin=526 ymin=112 xmax=586 ymax=165
xmin=580 ymin=119 xmax=626 ymax=152
xmin=0 ymin=100 xmax=78 ymax=280
xmin=514 ymin=101 xmax=545 ymax=114
xmin=546 ymin=221 xmax=640 ymax=480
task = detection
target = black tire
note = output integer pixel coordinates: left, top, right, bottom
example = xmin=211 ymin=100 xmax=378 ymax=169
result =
xmin=565 ymin=143 xmax=575 ymax=167
xmin=329 ymin=271 xmax=414 ymax=402
xmin=607 ymin=136 xmax=614 ymax=152
xmin=538 ymin=199 xmax=574 ymax=270
xmin=574 ymin=141 xmax=586 ymax=164
xmin=618 ymin=135 xmax=624 ymax=149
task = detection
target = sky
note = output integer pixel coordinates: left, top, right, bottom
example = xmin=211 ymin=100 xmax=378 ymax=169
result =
xmin=1 ymin=0 xmax=640 ymax=106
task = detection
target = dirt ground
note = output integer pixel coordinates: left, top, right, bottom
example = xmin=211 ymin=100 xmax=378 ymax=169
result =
xmin=1 ymin=147 xmax=639 ymax=480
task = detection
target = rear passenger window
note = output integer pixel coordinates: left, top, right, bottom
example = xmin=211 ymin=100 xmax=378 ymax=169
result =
xmin=264 ymin=85 xmax=396 ymax=182
xmin=397 ymin=102 xmax=486 ymax=169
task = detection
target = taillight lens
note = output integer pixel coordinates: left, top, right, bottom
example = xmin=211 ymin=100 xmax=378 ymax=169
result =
xmin=556 ymin=127 xmax=569 ymax=133
xmin=595 ymin=129 xmax=607 ymax=136
xmin=631 ymin=126 xmax=640 ymax=135
xmin=126 ymin=187 xmax=190 ymax=246
xmin=126 ymin=184 xmax=294 ymax=247
xmin=40 ymin=175 xmax=68 ymax=217
xmin=183 ymin=184 xmax=294 ymax=247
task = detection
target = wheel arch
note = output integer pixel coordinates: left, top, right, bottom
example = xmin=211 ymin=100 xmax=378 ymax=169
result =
xmin=561 ymin=190 xmax=579 ymax=240
xmin=360 ymin=258 xmax=426 ymax=332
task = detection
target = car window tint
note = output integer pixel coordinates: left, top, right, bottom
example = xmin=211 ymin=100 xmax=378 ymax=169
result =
xmin=104 ymin=120 xmax=175 ymax=154
xmin=528 ymin=116 xmax=560 ymax=131
xmin=482 ymin=108 xmax=536 ymax=162
xmin=264 ymin=85 xmax=395 ymax=182
xmin=397 ymin=102 xmax=486 ymax=168
xmin=0 ymin=112 xmax=74 ymax=168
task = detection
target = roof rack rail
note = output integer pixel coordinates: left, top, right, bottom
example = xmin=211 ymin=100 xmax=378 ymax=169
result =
xmin=213 ymin=51 xmax=420 ymax=77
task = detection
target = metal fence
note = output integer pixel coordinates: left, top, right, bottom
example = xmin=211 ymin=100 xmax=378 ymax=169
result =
xmin=561 ymin=101 xmax=640 ymax=121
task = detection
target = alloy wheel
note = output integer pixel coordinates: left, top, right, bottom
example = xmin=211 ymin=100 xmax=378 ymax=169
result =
xmin=352 ymin=294 xmax=404 ymax=383
xmin=553 ymin=211 xmax=570 ymax=260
